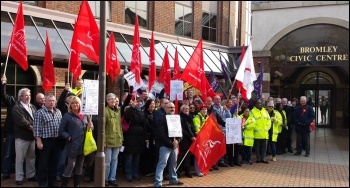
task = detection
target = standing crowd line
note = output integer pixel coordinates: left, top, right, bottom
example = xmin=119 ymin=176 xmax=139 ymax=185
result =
xmin=1 ymin=76 xmax=315 ymax=187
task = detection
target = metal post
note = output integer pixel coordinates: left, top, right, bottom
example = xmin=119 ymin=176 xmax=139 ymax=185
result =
xmin=95 ymin=1 xmax=106 ymax=187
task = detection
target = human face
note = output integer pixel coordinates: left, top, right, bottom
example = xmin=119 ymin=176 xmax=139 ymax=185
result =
xmin=45 ymin=96 xmax=56 ymax=110
xmin=161 ymin=99 xmax=169 ymax=108
xmin=205 ymin=97 xmax=213 ymax=107
xmin=20 ymin=91 xmax=31 ymax=104
xmin=187 ymin=90 xmax=194 ymax=98
xmin=70 ymin=101 xmax=80 ymax=112
xmin=243 ymin=109 xmax=250 ymax=116
xmin=267 ymin=106 xmax=274 ymax=112
xmin=141 ymin=92 xmax=148 ymax=100
xmin=183 ymin=99 xmax=190 ymax=105
xmin=300 ymin=98 xmax=307 ymax=106
xmin=189 ymin=105 xmax=195 ymax=112
xmin=181 ymin=106 xmax=190 ymax=115
xmin=165 ymin=103 xmax=175 ymax=115
xmin=135 ymin=99 xmax=143 ymax=109
xmin=214 ymin=96 xmax=221 ymax=105
xmin=76 ymin=80 xmax=83 ymax=89
xmin=36 ymin=93 xmax=45 ymax=106
xmin=107 ymin=97 xmax=118 ymax=107
xmin=149 ymin=101 xmax=155 ymax=111
xmin=200 ymin=107 xmax=208 ymax=116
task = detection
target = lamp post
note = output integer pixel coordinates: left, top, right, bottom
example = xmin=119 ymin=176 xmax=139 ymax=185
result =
xmin=95 ymin=1 xmax=106 ymax=187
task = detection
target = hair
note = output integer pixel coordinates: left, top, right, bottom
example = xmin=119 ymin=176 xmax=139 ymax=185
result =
xmin=180 ymin=104 xmax=189 ymax=112
xmin=106 ymin=93 xmax=117 ymax=101
xmin=68 ymin=96 xmax=81 ymax=113
xmin=17 ymin=88 xmax=30 ymax=100
xmin=45 ymin=94 xmax=55 ymax=100
xmin=144 ymin=99 xmax=155 ymax=111
xmin=155 ymin=98 xmax=160 ymax=103
xmin=300 ymin=96 xmax=307 ymax=101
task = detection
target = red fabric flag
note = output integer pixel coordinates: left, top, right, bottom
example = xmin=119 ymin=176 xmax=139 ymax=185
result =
xmin=42 ymin=31 xmax=56 ymax=92
xmin=69 ymin=33 xmax=81 ymax=83
xmin=180 ymin=39 xmax=207 ymax=101
xmin=148 ymin=31 xmax=156 ymax=92
xmin=158 ymin=48 xmax=171 ymax=95
xmin=71 ymin=1 xmax=100 ymax=63
xmin=174 ymin=95 xmax=179 ymax=114
xmin=173 ymin=47 xmax=181 ymax=80
xmin=8 ymin=1 xmax=28 ymax=71
xmin=106 ymin=32 xmax=120 ymax=83
xmin=189 ymin=114 xmax=226 ymax=175
xmin=130 ymin=15 xmax=142 ymax=84
xmin=235 ymin=41 xmax=257 ymax=101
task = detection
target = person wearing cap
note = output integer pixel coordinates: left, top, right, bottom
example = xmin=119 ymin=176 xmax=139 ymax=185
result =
xmin=239 ymin=107 xmax=256 ymax=165
xmin=192 ymin=104 xmax=209 ymax=177
xmin=250 ymin=99 xmax=271 ymax=164
xmin=266 ymin=101 xmax=282 ymax=162
xmin=71 ymin=79 xmax=83 ymax=98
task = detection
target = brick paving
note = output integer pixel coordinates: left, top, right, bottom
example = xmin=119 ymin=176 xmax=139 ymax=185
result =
xmin=1 ymin=128 xmax=349 ymax=187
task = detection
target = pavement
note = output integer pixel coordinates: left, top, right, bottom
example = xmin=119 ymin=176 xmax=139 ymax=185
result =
xmin=1 ymin=128 xmax=349 ymax=187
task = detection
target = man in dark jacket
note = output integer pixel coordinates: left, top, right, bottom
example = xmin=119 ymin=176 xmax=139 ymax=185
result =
xmin=12 ymin=87 xmax=37 ymax=185
xmin=154 ymin=102 xmax=184 ymax=187
xmin=293 ymin=96 xmax=315 ymax=157
xmin=1 ymin=75 xmax=16 ymax=180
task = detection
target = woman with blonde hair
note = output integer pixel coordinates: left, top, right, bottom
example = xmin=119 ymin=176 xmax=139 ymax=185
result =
xmin=59 ymin=96 xmax=93 ymax=187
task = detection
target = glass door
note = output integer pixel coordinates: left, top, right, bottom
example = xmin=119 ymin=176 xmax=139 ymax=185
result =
xmin=304 ymin=89 xmax=331 ymax=127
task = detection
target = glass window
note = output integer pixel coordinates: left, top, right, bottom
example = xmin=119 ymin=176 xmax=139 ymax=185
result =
xmin=88 ymin=1 xmax=111 ymax=21
xmin=52 ymin=20 xmax=73 ymax=51
xmin=125 ymin=1 xmax=148 ymax=28
xmin=174 ymin=2 xmax=193 ymax=38
xmin=32 ymin=17 xmax=69 ymax=56
xmin=1 ymin=11 xmax=13 ymax=50
xmin=202 ymin=1 xmax=217 ymax=43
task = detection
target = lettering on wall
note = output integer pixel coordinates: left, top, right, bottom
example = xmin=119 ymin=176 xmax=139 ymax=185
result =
xmin=288 ymin=46 xmax=349 ymax=62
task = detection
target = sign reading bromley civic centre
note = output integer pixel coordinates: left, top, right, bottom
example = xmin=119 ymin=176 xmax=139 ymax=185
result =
xmin=289 ymin=46 xmax=348 ymax=62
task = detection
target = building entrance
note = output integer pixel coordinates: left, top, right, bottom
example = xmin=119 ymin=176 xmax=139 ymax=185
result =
xmin=304 ymin=89 xmax=331 ymax=127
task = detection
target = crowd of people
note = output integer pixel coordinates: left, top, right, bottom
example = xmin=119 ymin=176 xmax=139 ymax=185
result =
xmin=1 ymin=75 xmax=315 ymax=187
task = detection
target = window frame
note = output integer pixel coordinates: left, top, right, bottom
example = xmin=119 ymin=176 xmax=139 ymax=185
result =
xmin=88 ymin=1 xmax=111 ymax=21
xmin=174 ymin=1 xmax=193 ymax=38
xmin=201 ymin=1 xmax=218 ymax=43
xmin=124 ymin=1 xmax=148 ymax=28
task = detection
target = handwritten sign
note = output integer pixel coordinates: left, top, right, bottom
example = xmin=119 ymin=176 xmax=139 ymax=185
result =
xmin=81 ymin=79 xmax=99 ymax=115
xmin=166 ymin=115 xmax=182 ymax=137
xmin=225 ymin=117 xmax=242 ymax=144
xmin=170 ymin=80 xmax=184 ymax=100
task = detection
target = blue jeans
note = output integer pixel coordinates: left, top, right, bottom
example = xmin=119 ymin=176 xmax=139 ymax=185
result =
xmin=154 ymin=146 xmax=179 ymax=187
xmin=105 ymin=147 xmax=121 ymax=181
xmin=56 ymin=146 xmax=67 ymax=177
xmin=270 ymin=141 xmax=277 ymax=157
xmin=194 ymin=157 xmax=202 ymax=174
xmin=2 ymin=133 xmax=14 ymax=176
xmin=124 ymin=153 xmax=140 ymax=179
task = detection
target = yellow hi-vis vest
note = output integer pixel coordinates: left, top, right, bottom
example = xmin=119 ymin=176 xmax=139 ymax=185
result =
xmin=239 ymin=114 xmax=256 ymax=147
xmin=271 ymin=110 xmax=282 ymax=142
xmin=277 ymin=110 xmax=288 ymax=132
xmin=250 ymin=107 xmax=271 ymax=139
xmin=193 ymin=112 xmax=209 ymax=133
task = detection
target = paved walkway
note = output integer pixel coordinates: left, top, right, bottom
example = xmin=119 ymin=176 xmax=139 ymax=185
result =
xmin=1 ymin=128 xmax=349 ymax=187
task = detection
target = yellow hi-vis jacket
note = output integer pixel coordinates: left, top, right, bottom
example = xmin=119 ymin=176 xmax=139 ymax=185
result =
xmin=239 ymin=114 xmax=256 ymax=147
xmin=271 ymin=110 xmax=283 ymax=142
xmin=250 ymin=107 xmax=271 ymax=139
xmin=193 ymin=112 xmax=209 ymax=133
xmin=277 ymin=110 xmax=288 ymax=133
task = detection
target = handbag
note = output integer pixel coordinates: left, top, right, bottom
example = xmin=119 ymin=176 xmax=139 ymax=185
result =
xmin=121 ymin=116 xmax=130 ymax=133
xmin=83 ymin=128 xmax=97 ymax=156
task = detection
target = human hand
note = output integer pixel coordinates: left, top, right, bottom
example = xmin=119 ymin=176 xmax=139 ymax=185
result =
xmin=65 ymin=83 xmax=71 ymax=91
xmin=1 ymin=75 xmax=7 ymax=83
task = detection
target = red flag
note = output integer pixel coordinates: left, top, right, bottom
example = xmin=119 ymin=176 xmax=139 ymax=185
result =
xmin=158 ymin=48 xmax=171 ymax=95
xmin=235 ymin=41 xmax=257 ymax=101
xmin=173 ymin=47 xmax=181 ymax=80
xmin=130 ymin=15 xmax=142 ymax=84
xmin=189 ymin=114 xmax=226 ymax=174
xmin=106 ymin=32 xmax=120 ymax=83
xmin=71 ymin=1 xmax=100 ymax=63
xmin=148 ymin=31 xmax=156 ymax=92
xmin=8 ymin=1 xmax=28 ymax=71
xmin=42 ymin=31 xmax=56 ymax=92
xmin=69 ymin=31 xmax=81 ymax=83
xmin=174 ymin=95 xmax=179 ymax=114
xmin=180 ymin=39 xmax=207 ymax=101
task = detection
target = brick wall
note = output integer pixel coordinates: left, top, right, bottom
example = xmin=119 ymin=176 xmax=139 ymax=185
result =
xmin=193 ymin=1 xmax=202 ymax=40
xmin=153 ymin=1 xmax=175 ymax=35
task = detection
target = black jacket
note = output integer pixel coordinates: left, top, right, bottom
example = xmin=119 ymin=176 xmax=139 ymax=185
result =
xmin=12 ymin=101 xmax=37 ymax=140
xmin=179 ymin=112 xmax=195 ymax=152
xmin=155 ymin=113 xmax=182 ymax=149
xmin=1 ymin=83 xmax=17 ymax=134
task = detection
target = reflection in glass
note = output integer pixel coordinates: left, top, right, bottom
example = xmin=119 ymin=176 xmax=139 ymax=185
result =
xmin=53 ymin=21 xmax=73 ymax=50
xmin=125 ymin=1 xmax=148 ymax=28
xmin=1 ymin=11 xmax=13 ymax=50
xmin=202 ymin=12 xmax=217 ymax=42
xmin=32 ymin=17 xmax=69 ymax=56
xmin=174 ymin=2 xmax=192 ymax=38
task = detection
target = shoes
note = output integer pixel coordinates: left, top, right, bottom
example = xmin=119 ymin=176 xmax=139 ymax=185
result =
xmin=256 ymin=160 xmax=260 ymax=163
xmin=260 ymin=160 xmax=269 ymax=164
xmin=212 ymin=166 xmax=219 ymax=170
xmin=288 ymin=148 xmax=294 ymax=153
xmin=132 ymin=176 xmax=141 ymax=181
xmin=196 ymin=173 xmax=203 ymax=177
xmin=28 ymin=175 xmax=37 ymax=181
xmin=245 ymin=161 xmax=253 ymax=165
xmin=16 ymin=180 xmax=24 ymax=185
xmin=209 ymin=168 xmax=214 ymax=171
xmin=305 ymin=154 xmax=310 ymax=157
xmin=169 ymin=181 xmax=184 ymax=185
xmin=126 ymin=178 xmax=133 ymax=182
xmin=228 ymin=163 xmax=234 ymax=167
xmin=294 ymin=152 xmax=301 ymax=155
xmin=185 ymin=172 xmax=193 ymax=178
xmin=48 ymin=183 xmax=60 ymax=187
xmin=164 ymin=174 xmax=169 ymax=180
xmin=1 ymin=175 xmax=10 ymax=181
xmin=272 ymin=157 xmax=277 ymax=162
xmin=145 ymin=173 xmax=154 ymax=177
xmin=105 ymin=181 xmax=110 ymax=186
xmin=108 ymin=180 xmax=118 ymax=187
xmin=218 ymin=163 xmax=229 ymax=167
xmin=232 ymin=163 xmax=240 ymax=166
xmin=56 ymin=176 xmax=62 ymax=182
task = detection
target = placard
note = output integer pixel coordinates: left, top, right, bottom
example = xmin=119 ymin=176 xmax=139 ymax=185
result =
xmin=225 ymin=117 xmax=242 ymax=144
xmin=123 ymin=71 xmax=145 ymax=91
xmin=81 ymin=79 xmax=99 ymax=115
xmin=165 ymin=115 xmax=182 ymax=137
xmin=170 ymin=80 xmax=184 ymax=100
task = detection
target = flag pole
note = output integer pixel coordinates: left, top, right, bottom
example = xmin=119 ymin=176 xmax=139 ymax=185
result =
xmin=176 ymin=150 xmax=190 ymax=172
xmin=67 ymin=50 xmax=71 ymax=85
xmin=3 ymin=44 xmax=12 ymax=75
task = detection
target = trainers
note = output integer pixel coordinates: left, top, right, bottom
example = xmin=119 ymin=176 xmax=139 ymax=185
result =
xmin=260 ymin=160 xmax=269 ymax=164
xmin=108 ymin=180 xmax=118 ymax=187
xmin=294 ymin=152 xmax=301 ymax=155
xmin=272 ymin=157 xmax=277 ymax=162
xmin=169 ymin=181 xmax=184 ymax=185
xmin=197 ymin=173 xmax=203 ymax=177
xmin=16 ymin=180 xmax=24 ymax=185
